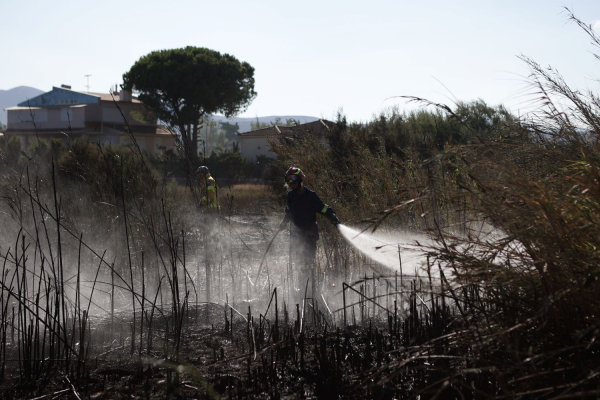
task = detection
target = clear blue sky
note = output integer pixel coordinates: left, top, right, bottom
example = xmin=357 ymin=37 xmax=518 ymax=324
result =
xmin=1 ymin=0 xmax=598 ymax=121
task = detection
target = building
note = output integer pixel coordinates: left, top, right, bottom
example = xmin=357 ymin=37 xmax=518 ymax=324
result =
xmin=238 ymin=119 xmax=332 ymax=162
xmin=4 ymin=85 xmax=176 ymax=155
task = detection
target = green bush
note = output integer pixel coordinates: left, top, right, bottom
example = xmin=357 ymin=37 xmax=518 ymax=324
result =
xmin=0 ymin=136 xmax=23 ymax=166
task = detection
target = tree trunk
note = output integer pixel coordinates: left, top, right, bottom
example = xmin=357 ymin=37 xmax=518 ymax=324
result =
xmin=178 ymin=124 xmax=194 ymax=160
xmin=192 ymin=123 xmax=199 ymax=159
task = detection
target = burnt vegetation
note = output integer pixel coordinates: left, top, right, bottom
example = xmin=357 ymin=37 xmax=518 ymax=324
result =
xmin=0 ymin=10 xmax=599 ymax=399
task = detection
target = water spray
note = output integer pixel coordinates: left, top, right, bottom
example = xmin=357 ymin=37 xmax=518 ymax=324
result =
xmin=337 ymin=224 xmax=426 ymax=275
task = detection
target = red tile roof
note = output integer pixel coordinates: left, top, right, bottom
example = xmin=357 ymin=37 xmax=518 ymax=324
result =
xmin=88 ymin=91 xmax=142 ymax=103
xmin=157 ymin=126 xmax=174 ymax=135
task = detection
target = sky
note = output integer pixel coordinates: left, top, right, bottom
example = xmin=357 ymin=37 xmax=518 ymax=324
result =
xmin=1 ymin=0 xmax=599 ymax=122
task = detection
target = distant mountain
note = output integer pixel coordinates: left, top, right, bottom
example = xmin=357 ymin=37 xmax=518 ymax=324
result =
xmin=0 ymin=86 xmax=45 ymax=127
xmin=210 ymin=115 xmax=320 ymax=133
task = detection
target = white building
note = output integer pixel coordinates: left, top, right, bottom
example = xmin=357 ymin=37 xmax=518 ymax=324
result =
xmin=238 ymin=120 xmax=332 ymax=162
xmin=5 ymin=85 xmax=175 ymax=155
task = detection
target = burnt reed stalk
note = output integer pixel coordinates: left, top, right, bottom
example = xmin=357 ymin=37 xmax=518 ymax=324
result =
xmin=1 ymin=256 xmax=8 ymax=381
xmin=28 ymin=171 xmax=45 ymax=378
xmin=120 ymin=167 xmax=136 ymax=355
xmin=15 ymin=234 xmax=24 ymax=379
xmin=140 ymin=251 xmax=145 ymax=357
xmin=51 ymin=161 xmax=69 ymax=370
xmin=34 ymin=178 xmax=59 ymax=370
xmin=69 ymin=234 xmax=82 ymax=376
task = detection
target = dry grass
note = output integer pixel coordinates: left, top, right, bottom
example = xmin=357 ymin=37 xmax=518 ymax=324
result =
xmin=219 ymin=183 xmax=280 ymax=214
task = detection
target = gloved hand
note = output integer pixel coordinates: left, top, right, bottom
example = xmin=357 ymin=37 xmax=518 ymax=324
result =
xmin=330 ymin=213 xmax=340 ymax=226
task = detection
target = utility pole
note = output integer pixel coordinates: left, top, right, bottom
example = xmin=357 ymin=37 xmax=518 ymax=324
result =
xmin=84 ymin=75 xmax=91 ymax=92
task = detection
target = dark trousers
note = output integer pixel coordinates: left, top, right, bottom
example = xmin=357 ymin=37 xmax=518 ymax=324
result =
xmin=290 ymin=227 xmax=318 ymax=297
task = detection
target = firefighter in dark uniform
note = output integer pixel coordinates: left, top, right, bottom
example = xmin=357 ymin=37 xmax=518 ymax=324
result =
xmin=279 ymin=167 xmax=340 ymax=297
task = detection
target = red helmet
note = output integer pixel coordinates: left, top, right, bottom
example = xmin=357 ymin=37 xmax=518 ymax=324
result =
xmin=285 ymin=167 xmax=305 ymax=182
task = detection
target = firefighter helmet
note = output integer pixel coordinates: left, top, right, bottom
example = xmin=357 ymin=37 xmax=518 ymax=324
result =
xmin=197 ymin=166 xmax=209 ymax=175
xmin=285 ymin=167 xmax=305 ymax=182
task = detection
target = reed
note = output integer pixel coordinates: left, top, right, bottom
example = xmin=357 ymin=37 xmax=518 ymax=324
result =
xmin=0 ymin=9 xmax=597 ymax=398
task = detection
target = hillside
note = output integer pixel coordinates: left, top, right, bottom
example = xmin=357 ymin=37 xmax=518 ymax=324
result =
xmin=0 ymin=86 xmax=45 ymax=127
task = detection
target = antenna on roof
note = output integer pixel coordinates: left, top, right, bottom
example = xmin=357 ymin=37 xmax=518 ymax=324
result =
xmin=84 ymin=74 xmax=91 ymax=92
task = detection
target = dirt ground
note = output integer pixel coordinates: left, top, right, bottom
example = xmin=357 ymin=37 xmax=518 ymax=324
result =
xmin=3 ymin=303 xmax=404 ymax=399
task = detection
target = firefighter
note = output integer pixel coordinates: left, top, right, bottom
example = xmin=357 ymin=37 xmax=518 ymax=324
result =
xmin=197 ymin=166 xmax=220 ymax=297
xmin=279 ymin=167 xmax=340 ymax=297
xmin=196 ymin=166 xmax=219 ymax=210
